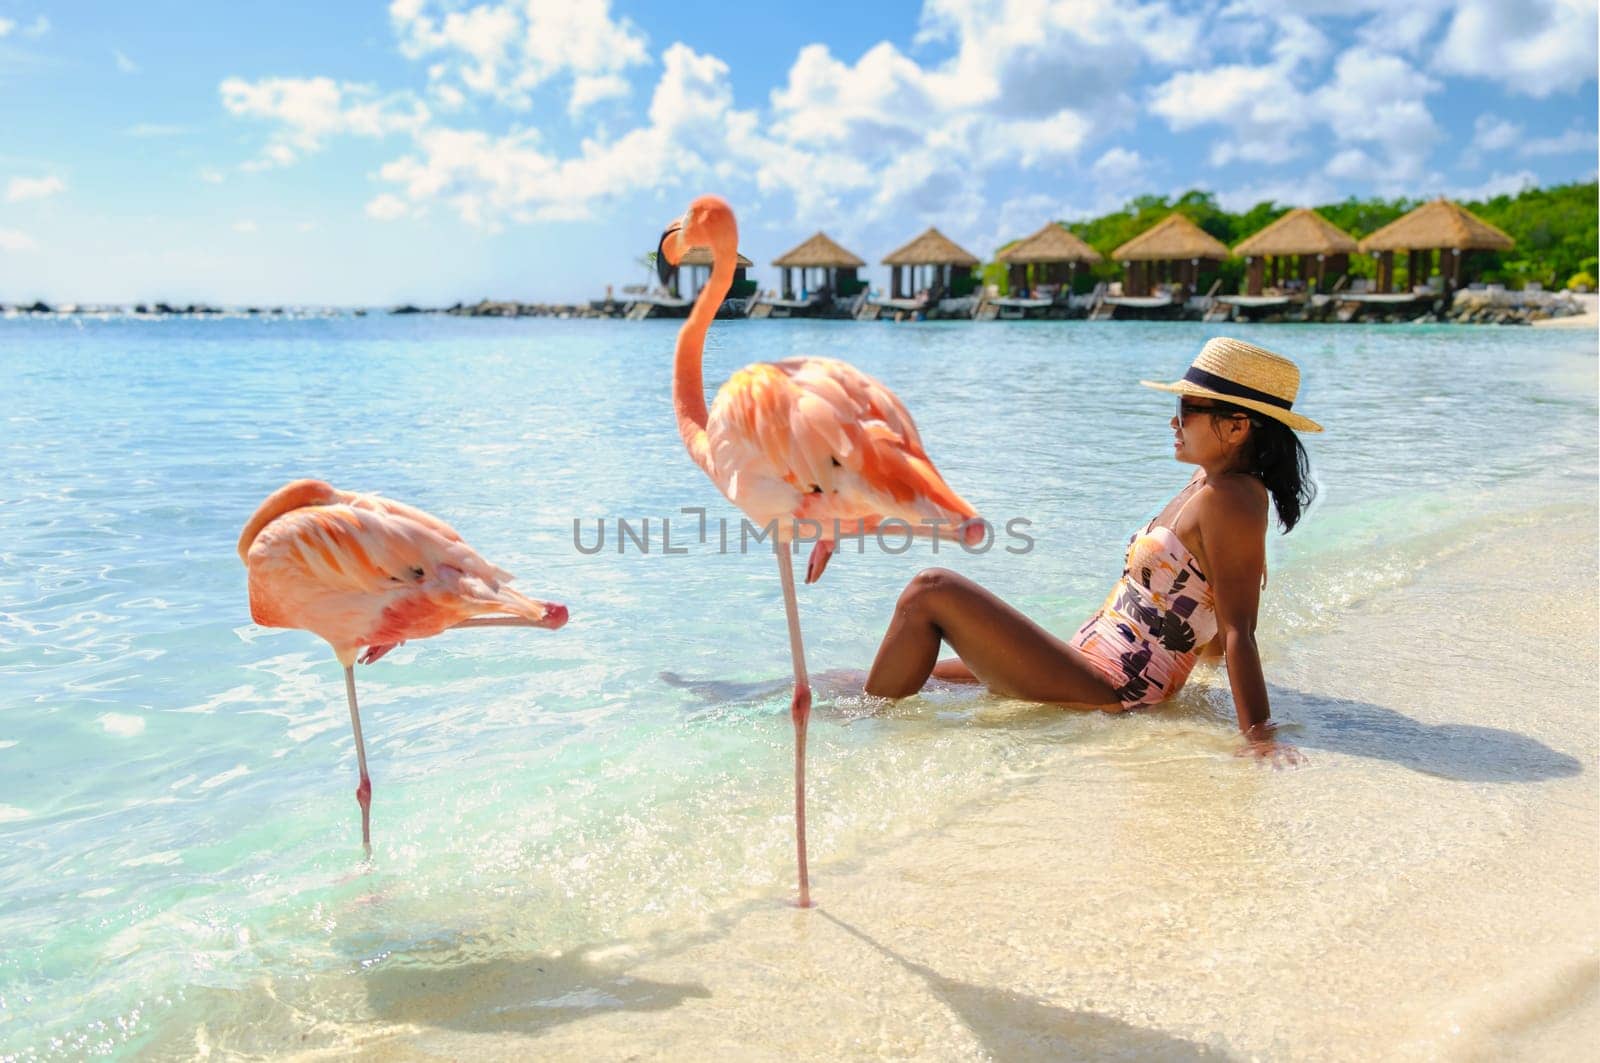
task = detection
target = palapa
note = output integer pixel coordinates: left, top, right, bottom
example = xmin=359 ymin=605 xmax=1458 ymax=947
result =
xmin=997 ymin=223 xmax=1103 ymax=264
xmin=1357 ymin=198 xmax=1514 ymax=253
xmin=1233 ymin=208 xmax=1359 ymax=257
xmin=773 ymin=232 xmax=864 ymax=269
xmin=680 ymin=246 xmax=754 ymax=268
xmin=1112 ymin=214 xmax=1230 ymax=262
xmin=882 ymin=227 xmax=980 ymax=267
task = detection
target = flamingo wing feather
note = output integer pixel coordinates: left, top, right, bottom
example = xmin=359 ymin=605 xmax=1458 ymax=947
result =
xmin=707 ymin=357 xmax=975 ymax=531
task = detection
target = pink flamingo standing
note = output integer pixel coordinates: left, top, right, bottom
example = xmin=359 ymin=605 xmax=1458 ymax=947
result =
xmin=238 ymin=479 xmax=568 ymax=854
xmin=658 ymin=195 xmax=981 ymax=906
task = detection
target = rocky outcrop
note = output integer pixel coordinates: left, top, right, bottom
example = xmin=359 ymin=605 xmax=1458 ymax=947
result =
xmin=1444 ymin=289 xmax=1585 ymax=326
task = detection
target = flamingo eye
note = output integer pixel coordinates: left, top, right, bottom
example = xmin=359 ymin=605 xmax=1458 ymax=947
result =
xmin=410 ymin=566 xmax=425 ymax=580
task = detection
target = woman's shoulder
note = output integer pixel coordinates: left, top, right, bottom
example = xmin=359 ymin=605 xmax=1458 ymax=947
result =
xmin=1196 ymin=473 xmax=1268 ymax=522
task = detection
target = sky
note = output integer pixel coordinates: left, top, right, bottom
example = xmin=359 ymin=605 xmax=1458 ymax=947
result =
xmin=0 ymin=0 xmax=1595 ymax=306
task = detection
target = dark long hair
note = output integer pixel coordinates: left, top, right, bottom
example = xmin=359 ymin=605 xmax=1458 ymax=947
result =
xmin=1207 ymin=401 xmax=1316 ymax=532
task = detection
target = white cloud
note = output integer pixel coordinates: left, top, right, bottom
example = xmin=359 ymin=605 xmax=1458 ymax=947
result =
xmin=1520 ymin=126 xmax=1599 ymax=157
xmin=1459 ymin=112 xmax=1523 ymax=168
xmin=0 ymin=229 xmax=38 ymax=251
xmin=6 ymin=175 xmax=65 ymax=202
xmin=1211 ymin=175 xmax=1338 ymax=212
xmin=233 ymin=220 xmax=258 ymax=233
xmin=365 ymin=193 xmax=410 ymax=221
xmin=568 ymin=73 xmax=630 ymax=116
xmin=1325 ymin=148 xmax=1374 ymax=180
xmin=199 ymin=167 xmax=225 ymax=184
xmin=1433 ymin=0 xmax=1598 ymax=98
xmin=114 ymin=49 xmax=139 ymax=74
xmin=1149 ymin=63 xmax=1309 ymax=166
xmin=0 ymin=14 xmax=47 ymax=38
xmin=1313 ymin=48 xmax=1442 ymax=186
xmin=1348 ymin=0 xmax=1453 ymax=55
xmin=220 ymin=76 xmax=430 ymax=167
xmin=1470 ymin=114 xmax=1522 ymax=154
xmin=390 ymin=0 xmax=648 ymax=111
xmin=1091 ymin=147 xmax=1146 ymax=183
xmin=1446 ymin=170 xmax=1540 ymax=201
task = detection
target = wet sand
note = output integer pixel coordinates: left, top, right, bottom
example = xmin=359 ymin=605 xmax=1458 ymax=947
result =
xmin=325 ymin=504 xmax=1597 ymax=1061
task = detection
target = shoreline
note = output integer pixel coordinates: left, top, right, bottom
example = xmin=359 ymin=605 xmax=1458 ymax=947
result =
xmin=3 ymin=288 xmax=1592 ymax=327
xmin=235 ymin=501 xmax=1598 ymax=1060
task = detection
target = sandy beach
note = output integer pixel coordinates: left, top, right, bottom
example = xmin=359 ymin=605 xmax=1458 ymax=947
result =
xmin=297 ymin=502 xmax=1598 ymax=1061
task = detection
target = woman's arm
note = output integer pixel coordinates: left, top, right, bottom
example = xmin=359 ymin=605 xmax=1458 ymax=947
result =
xmin=1196 ymin=478 xmax=1300 ymax=762
xmin=931 ymin=657 xmax=980 ymax=684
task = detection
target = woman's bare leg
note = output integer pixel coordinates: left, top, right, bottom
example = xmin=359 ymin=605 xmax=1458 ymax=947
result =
xmin=865 ymin=568 xmax=1121 ymax=708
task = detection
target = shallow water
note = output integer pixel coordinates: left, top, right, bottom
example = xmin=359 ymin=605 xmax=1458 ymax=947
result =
xmin=0 ymin=317 xmax=1594 ymax=1057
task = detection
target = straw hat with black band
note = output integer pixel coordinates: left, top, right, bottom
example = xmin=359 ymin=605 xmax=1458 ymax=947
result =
xmin=1140 ymin=337 xmax=1323 ymax=434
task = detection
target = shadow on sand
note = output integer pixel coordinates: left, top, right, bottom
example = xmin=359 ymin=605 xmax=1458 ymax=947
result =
xmin=1260 ymin=685 xmax=1583 ymax=783
xmin=818 ymin=911 xmax=1224 ymax=1061
xmin=362 ymin=943 xmax=710 ymax=1035
xmin=663 ymin=670 xmax=1582 ymax=784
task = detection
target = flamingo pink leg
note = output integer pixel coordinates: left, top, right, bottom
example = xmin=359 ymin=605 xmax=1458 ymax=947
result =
xmin=343 ymin=666 xmax=373 ymax=856
xmin=775 ymin=539 xmax=813 ymax=908
xmin=804 ymin=539 xmax=835 ymax=585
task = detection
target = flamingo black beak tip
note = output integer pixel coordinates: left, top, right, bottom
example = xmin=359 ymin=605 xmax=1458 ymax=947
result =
xmin=656 ymin=224 xmax=680 ymax=286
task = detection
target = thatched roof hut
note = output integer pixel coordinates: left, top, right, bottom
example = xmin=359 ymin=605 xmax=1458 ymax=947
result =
xmin=673 ymin=246 xmax=754 ymax=302
xmin=1234 ymin=208 xmax=1358 ymax=257
xmin=883 ymin=227 xmax=980 ymax=267
xmin=997 ymin=223 xmax=1103 ymax=265
xmin=1357 ymin=199 xmax=1514 ymax=254
xmin=774 ymin=232 xmax=864 ymax=269
xmin=1357 ymin=199 xmax=1513 ymax=293
xmin=1232 ymin=208 xmax=1359 ymax=295
xmin=769 ymin=232 xmax=867 ymax=307
xmin=1111 ymin=214 xmax=1229 ymax=298
xmin=882 ymin=227 xmax=979 ymax=301
xmin=1112 ymin=214 xmax=1230 ymax=261
xmin=680 ymin=247 xmax=754 ymax=268
xmin=995 ymin=223 xmax=1101 ymax=302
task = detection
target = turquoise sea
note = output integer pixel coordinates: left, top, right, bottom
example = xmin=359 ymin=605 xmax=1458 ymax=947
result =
xmin=0 ymin=316 xmax=1595 ymax=1057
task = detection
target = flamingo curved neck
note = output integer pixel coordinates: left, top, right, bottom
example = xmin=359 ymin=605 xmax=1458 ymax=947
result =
xmin=672 ymin=247 xmax=735 ymax=472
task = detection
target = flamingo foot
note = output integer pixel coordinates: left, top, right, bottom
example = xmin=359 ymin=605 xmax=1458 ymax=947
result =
xmin=359 ymin=643 xmax=402 ymax=665
xmin=804 ymin=540 xmax=834 ymax=585
xmin=356 ymin=774 xmax=372 ymax=857
xmin=791 ymin=682 xmax=813 ymax=908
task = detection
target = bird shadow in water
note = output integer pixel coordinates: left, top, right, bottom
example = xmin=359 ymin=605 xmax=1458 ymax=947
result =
xmin=362 ymin=942 xmax=710 ymax=1035
xmin=818 ymin=911 xmax=1224 ymax=1061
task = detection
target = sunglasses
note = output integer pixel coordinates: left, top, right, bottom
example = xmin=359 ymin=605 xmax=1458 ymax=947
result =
xmin=1177 ymin=397 xmax=1258 ymax=423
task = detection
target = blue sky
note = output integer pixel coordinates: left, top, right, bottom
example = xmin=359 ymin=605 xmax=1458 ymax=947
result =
xmin=1 ymin=1 xmax=1595 ymax=305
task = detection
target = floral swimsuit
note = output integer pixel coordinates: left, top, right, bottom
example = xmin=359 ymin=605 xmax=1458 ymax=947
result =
xmin=1072 ymin=495 xmax=1218 ymax=709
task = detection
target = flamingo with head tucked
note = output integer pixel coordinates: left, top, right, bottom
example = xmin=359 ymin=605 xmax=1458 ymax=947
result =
xmin=658 ymin=195 xmax=981 ymax=906
xmin=239 ymin=479 xmax=569 ymax=854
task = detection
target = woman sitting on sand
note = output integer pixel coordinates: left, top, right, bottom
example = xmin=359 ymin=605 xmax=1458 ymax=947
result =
xmin=863 ymin=338 xmax=1320 ymax=760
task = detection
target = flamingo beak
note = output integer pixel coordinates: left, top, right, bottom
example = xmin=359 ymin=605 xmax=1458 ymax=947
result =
xmin=656 ymin=222 xmax=682 ymax=286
